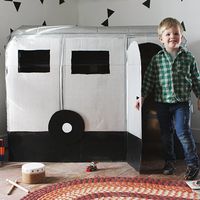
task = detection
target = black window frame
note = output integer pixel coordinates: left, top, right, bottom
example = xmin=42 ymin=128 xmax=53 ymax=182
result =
xmin=71 ymin=50 xmax=110 ymax=74
xmin=18 ymin=49 xmax=50 ymax=73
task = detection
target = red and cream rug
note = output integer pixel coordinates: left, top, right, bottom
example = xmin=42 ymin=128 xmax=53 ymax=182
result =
xmin=21 ymin=177 xmax=199 ymax=200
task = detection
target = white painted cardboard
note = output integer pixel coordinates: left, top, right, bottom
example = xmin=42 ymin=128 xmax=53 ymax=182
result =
xmin=126 ymin=41 xmax=141 ymax=139
xmin=5 ymin=26 xmax=159 ymax=140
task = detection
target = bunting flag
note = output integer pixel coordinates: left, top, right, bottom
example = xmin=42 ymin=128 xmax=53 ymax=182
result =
xmin=40 ymin=0 xmax=44 ymax=4
xmin=4 ymin=0 xmax=21 ymax=12
xmin=101 ymin=19 xmax=109 ymax=27
xmin=181 ymin=21 xmax=186 ymax=31
xmin=13 ymin=1 xmax=21 ymax=11
xmin=59 ymin=0 xmax=65 ymax=5
xmin=101 ymin=8 xmax=115 ymax=27
xmin=143 ymin=0 xmax=151 ymax=8
xmin=42 ymin=21 xmax=47 ymax=26
xmin=108 ymin=9 xmax=114 ymax=18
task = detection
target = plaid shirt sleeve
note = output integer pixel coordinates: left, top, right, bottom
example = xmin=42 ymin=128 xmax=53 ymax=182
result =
xmin=141 ymin=56 xmax=156 ymax=98
xmin=191 ymin=56 xmax=200 ymax=98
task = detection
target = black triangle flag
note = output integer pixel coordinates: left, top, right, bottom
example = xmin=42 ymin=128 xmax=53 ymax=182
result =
xmin=13 ymin=1 xmax=21 ymax=11
xmin=107 ymin=9 xmax=114 ymax=18
xmin=42 ymin=21 xmax=47 ymax=26
xmin=59 ymin=0 xmax=65 ymax=4
xmin=40 ymin=0 xmax=44 ymax=4
xmin=181 ymin=21 xmax=186 ymax=31
xmin=143 ymin=0 xmax=151 ymax=8
xmin=10 ymin=28 xmax=14 ymax=33
xmin=101 ymin=19 xmax=109 ymax=27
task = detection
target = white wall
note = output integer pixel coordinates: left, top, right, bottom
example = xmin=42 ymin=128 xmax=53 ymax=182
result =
xmin=0 ymin=0 xmax=78 ymax=136
xmin=77 ymin=0 xmax=200 ymax=140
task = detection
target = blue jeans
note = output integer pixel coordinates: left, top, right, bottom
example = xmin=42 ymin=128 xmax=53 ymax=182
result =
xmin=156 ymin=102 xmax=199 ymax=167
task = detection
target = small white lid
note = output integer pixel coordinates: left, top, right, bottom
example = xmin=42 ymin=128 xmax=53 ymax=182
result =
xmin=22 ymin=162 xmax=45 ymax=174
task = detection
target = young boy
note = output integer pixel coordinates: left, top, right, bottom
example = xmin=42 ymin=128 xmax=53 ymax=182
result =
xmin=135 ymin=17 xmax=200 ymax=180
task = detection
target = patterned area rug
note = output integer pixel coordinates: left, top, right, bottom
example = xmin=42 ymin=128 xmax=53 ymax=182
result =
xmin=21 ymin=177 xmax=199 ymax=200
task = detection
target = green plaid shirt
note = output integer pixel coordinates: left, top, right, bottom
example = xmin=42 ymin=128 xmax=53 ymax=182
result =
xmin=142 ymin=47 xmax=200 ymax=103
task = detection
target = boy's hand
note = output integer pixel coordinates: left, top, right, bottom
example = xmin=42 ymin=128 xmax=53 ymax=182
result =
xmin=135 ymin=97 xmax=144 ymax=110
xmin=198 ymin=98 xmax=200 ymax=111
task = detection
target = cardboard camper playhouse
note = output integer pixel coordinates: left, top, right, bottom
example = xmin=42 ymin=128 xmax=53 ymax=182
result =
xmin=5 ymin=25 xmax=162 ymax=171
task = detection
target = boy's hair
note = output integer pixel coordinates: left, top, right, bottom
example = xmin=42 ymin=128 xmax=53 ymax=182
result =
xmin=158 ymin=17 xmax=183 ymax=37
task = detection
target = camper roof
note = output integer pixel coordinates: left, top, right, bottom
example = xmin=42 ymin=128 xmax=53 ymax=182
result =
xmin=10 ymin=25 xmax=158 ymax=36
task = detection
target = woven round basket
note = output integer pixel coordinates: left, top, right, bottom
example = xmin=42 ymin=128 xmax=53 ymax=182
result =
xmin=22 ymin=163 xmax=45 ymax=184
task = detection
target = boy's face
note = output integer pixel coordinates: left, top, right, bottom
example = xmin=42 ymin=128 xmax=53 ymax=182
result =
xmin=159 ymin=26 xmax=182 ymax=52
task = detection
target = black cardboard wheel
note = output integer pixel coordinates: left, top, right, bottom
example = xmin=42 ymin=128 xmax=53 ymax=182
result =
xmin=48 ymin=110 xmax=85 ymax=138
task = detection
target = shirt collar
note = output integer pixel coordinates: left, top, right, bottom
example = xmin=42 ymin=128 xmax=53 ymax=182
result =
xmin=158 ymin=46 xmax=188 ymax=55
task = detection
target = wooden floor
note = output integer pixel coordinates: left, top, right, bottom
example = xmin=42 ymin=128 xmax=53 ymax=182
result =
xmin=0 ymin=159 xmax=192 ymax=200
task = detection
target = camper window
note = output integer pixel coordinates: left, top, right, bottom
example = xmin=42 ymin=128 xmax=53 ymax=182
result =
xmin=18 ymin=50 xmax=50 ymax=73
xmin=71 ymin=51 xmax=110 ymax=74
